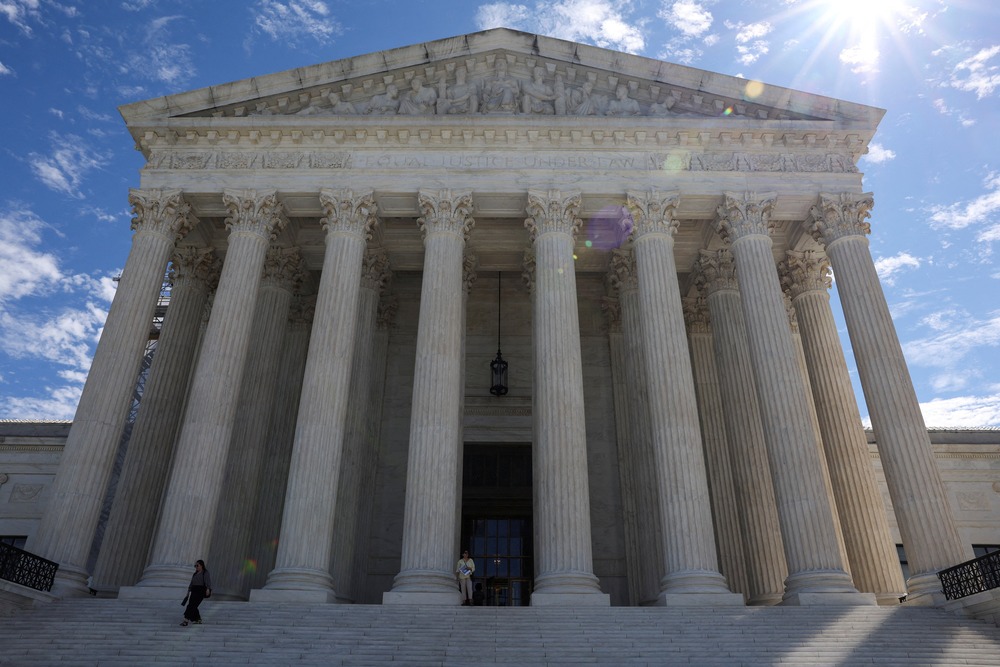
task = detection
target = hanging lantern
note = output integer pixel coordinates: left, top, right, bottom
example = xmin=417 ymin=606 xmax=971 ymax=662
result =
xmin=490 ymin=271 xmax=509 ymax=396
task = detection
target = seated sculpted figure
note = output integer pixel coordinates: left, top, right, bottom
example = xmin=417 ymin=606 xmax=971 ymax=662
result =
xmin=521 ymin=67 xmax=557 ymax=115
xmin=606 ymin=84 xmax=641 ymax=116
xmin=326 ymin=91 xmax=358 ymax=115
xmin=365 ymin=84 xmax=400 ymax=115
xmin=482 ymin=59 xmax=519 ymax=113
xmin=568 ymin=80 xmax=604 ymax=116
xmin=439 ymin=67 xmax=478 ymax=114
xmin=649 ymin=93 xmax=677 ymax=116
xmin=398 ymin=77 xmax=437 ymax=115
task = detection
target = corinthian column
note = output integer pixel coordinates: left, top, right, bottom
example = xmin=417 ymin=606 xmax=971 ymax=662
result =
xmin=211 ymin=246 xmax=303 ymax=599
xmin=384 ymin=190 xmax=474 ymax=605
xmin=253 ymin=190 xmax=376 ymax=603
xmin=782 ymin=249 xmax=906 ymax=603
xmin=682 ymin=295 xmax=749 ymax=601
xmin=525 ymin=190 xmax=608 ymax=606
xmin=123 ymin=189 xmax=286 ymax=597
xmin=605 ymin=253 xmax=663 ymax=604
xmin=92 ymin=247 xmax=218 ymax=591
xmin=715 ymin=191 xmax=870 ymax=605
xmin=622 ymin=191 xmax=741 ymax=606
xmin=810 ymin=193 xmax=971 ymax=601
xmin=330 ymin=249 xmax=391 ymax=602
xmin=28 ymin=189 xmax=196 ymax=595
xmin=694 ymin=249 xmax=786 ymax=605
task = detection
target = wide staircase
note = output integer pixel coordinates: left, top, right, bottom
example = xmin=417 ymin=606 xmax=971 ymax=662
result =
xmin=2 ymin=598 xmax=1000 ymax=666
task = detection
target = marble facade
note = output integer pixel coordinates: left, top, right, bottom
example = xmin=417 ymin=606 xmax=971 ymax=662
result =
xmin=5 ymin=29 xmax=986 ymax=607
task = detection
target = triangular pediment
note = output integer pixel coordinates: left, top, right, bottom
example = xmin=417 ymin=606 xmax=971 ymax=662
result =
xmin=120 ymin=28 xmax=883 ymax=128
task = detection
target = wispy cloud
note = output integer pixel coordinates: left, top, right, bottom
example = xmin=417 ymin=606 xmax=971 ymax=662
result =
xmin=903 ymin=311 xmax=1000 ymax=370
xmin=119 ymin=15 xmax=195 ymax=85
xmin=873 ymin=251 xmax=920 ymax=285
xmin=121 ymin=0 xmax=157 ymax=10
xmin=27 ymin=132 xmax=109 ymax=198
xmin=839 ymin=44 xmax=880 ymax=74
xmin=476 ymin=1 xmax=645 ymax=53
xmin=927 ymin=171 xmax=1000 ymax=242
xmin=948 ymin=45 xmax=1000 ymax=99
xmin=917 ymin=392 xmax=1000 ymax=427
xmin=0 ymin=0 xmax=42 ymax=36
xmin=0 ymin=207 xmax=62 ymax=303
xmin=0 ymin=60 xmax=13 ymax=76
xmin=250 ymin=0 xmax=342 ymax=46
xmin=931 ymin=98 xmax=976 ymax=127
xmin=862 ymin=142 xmax=896 ymax=164
xmin=721 ymin=19 xmax=771 ymax=66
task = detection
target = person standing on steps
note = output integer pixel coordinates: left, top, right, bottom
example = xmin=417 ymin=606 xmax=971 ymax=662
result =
xmin=180 ymin=559 xmax=212 ymax=626
xmin=456 ymin=550 xmax=475 ymax=606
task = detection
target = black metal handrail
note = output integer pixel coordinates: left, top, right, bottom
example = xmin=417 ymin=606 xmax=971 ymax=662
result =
xmin=0 ymin=542 xmax=59 ymax=592
xmin=938 ymin=550 xmax=1000 ymax=600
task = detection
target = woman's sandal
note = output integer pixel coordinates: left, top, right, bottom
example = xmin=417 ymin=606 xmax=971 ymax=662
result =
xmin=180 ymin=621 xmax=189 ymax=626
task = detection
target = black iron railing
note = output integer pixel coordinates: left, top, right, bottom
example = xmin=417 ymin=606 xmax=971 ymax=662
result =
xmin=938 ymin=550 xmax=1000 ymax=600
xmin=0 ymin=542 xmax=58 ymax=592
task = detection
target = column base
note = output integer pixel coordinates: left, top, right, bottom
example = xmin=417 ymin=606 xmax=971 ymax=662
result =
xmin=655 ymin=591 xmax=745 ymax=607
xmin=122 ymin=563 xmax=193 ymax=597
xmin=780 ymin=591 xmax=877 ymax=606
xmin=250 ymin=566 xmax=338 ymax=603
xmin=904 ymin=571 xmax=947 ymax=606
xmin=48 ymin=563 xmax=90 ymax=599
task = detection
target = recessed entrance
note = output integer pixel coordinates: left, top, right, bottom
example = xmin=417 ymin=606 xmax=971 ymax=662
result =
xmin=461 ymin=444 xmax=533 ymax=606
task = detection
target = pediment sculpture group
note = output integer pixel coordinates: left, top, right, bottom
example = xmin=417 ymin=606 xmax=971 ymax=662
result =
xmin=286 ymin=60 xmax=682 ymax=118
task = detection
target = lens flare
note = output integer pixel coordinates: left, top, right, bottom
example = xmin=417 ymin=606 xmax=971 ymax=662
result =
xmin=241 ymin=559 xmax=258 ymax=575
xmin=744 ymin=80 xmax=765 ymax=99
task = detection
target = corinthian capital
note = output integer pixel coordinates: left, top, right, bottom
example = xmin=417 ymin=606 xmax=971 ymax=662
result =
xmin=809 ymin=192 xmax=874 ymax=246
xmin=693 ymin=248 xmax=738 ymax=296
xmin=360 ymin=249 xmax=392 ymax=293
xmin=714 ymin=191 xmax=777 ymax=244
xmin=416 ymin=189 xmax=475 ymax=240
xmin=222 ymin=189 xmax=288 ymax=241
xmin=319 ymin=188 xmax=378 ymax=239
xmin=781 ymin=250 xmax=832 ymax=299
xmin=524 ymin=189 xmax=582 ymax=240
xmin=607 ymin=247 xmax=638 ymax=294
xmin=128 ymin=188 xmax=198 ymax=242
xmin=622 ymin=190 xmax=680 ymax=240
xmin=262 ymin=246 xmax=305 ymax=292
xmin=682 ymin=296 xmax=711 ymax=334
xmin=169 ymin=246 xmax=220 ymax=291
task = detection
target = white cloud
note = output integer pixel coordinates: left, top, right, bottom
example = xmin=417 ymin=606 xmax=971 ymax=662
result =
xmin=658 ymin=38 xmax=702 ymax=65
xmin=862 ymin=142 xmax=896 ymax=164
xmin=840 ymin=44 xmax=880 ymax=74
xmin=476 ymin=1 xmax=645 ymax=54
xmin=927 ymin=171 xmax=1000 ymax=239
xmin=660 ymin=1 xmax=713 ymax=38
xmin=251 ymin=0 xmax=342 ymax=45
xmin=948 ymin=45 xmax=1000 ymax=99
xmin=0 ymin=208 xmax=62 ymax=303
xmin=28 ymin=132 xmax=108 ymax=199
xmin=931 ymin=98 xmax=976 ymax=127
xmin=0 ymin=60 xmax=13 ymax=76
xmin=0 ymin=0 xmax=41 ymax=35
xmin=917 ymin=393 xmax=1000 ymax=428
xmin=119 ymin=16 xmax=195 ymax=85
xmin=903 ymin=312 xmax=1000 ymax=370
xmin=1 ymin=384 xmax=83 ymax=421
xmin=873 ymin=252 xmax=920 ymax=285
xmin=723 ymin=20 xmax=772 ymax=66
xmin=121 ymin=0 xmax=157 ymax=10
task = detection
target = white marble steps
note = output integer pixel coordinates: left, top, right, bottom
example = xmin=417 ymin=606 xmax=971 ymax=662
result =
xmin=2 ymin=599 xmax=1000 ymax=666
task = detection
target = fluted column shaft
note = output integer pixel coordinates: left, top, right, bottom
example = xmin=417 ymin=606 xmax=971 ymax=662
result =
xmin=211 ymin=247 xmax=301 ymax=598
xmin=716 ymin=192 xmax=862 ymax=602
xmin=525 ymin=190 xmax=606 ymax=605
xmin=28 ymin=189 xmax=195 ymax=594
xmin=129 ymin=189 xmax=286 ymax=594
xmin=607 ymin=252 xmax=664 ymax=604
xmin=696 ymin=249 xmax=787 ymax=605
xmin=255 ymin=190 xmax=375 ymax=601
xmin=683 ymin=297 xmax=749 ymax=600
xmin=246 ymin=296 xmax=313 ymax=593
xmin=385 ymin=190 xmax=474 ymax=604
xmin=92 ymin=247 xmax=217 ymax=591
xmin=330 ymin=250 xmax=390 ymax=601
xmin=810 ymin=193 xmax=971 ymax=599
xmin=783 ymin=250 xmax=906 ymax=602
xmin=623 ymin=191 xmax=738 ymax=604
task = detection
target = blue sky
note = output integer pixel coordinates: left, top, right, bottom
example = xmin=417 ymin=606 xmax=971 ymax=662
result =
xmin=0 ymin=0 xmax=998 ymax=426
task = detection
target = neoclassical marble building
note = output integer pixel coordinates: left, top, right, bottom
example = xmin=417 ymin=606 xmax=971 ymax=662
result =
xmin=21 ymin=29 xmax=979 ymax=607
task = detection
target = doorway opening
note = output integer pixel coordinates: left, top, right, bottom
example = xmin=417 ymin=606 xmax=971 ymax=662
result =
xmin=461 ymin=443 xmax=533 ymax=606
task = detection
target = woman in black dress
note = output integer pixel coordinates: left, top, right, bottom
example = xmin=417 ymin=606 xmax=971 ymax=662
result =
xmin=180 ymin=559 xmax=212 ymax=626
